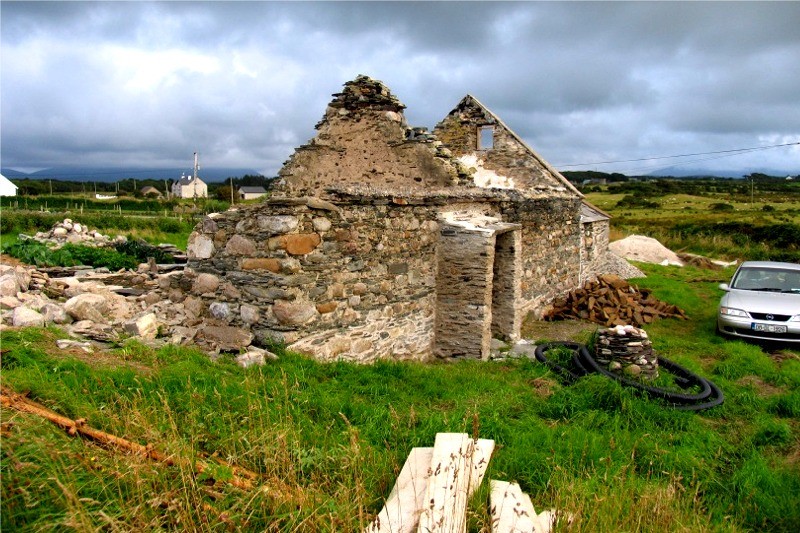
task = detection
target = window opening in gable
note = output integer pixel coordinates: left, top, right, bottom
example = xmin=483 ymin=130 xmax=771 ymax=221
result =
xmin=478 ymin=126 xmax=495 ymax=150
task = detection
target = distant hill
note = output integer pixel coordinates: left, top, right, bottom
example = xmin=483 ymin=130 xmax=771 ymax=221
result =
xmin=646 ymin=166 xmax=797 ymax=179
xmin=0 ymin=168 xmax=30 ymax=178
xmin=0 ymin=167 xmax=263 ymax=183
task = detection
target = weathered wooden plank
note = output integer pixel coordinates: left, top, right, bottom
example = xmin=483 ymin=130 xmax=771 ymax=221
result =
xmin=489 ymin=480 xmax=541 ymax=533
xmin=365 ymin=447 xmax=434 ymax=533
xmin=468 ymin=438 xmax=495 ymax=494
xmin=417 ymin=433 xmax=473 ymax=532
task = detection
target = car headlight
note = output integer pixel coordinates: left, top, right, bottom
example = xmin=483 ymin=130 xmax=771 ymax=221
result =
xmin=790 ymin=315 xmax=800 ymax=322
xmin=720 ymin=307 xmax=749 ymax=318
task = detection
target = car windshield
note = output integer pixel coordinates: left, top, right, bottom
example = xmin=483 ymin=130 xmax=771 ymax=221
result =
xmin=731 ymin=267 xmax=800 ymax=293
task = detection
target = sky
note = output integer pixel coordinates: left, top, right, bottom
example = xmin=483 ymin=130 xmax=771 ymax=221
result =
xmin=2 ymin=0 xmax=799 ymax=178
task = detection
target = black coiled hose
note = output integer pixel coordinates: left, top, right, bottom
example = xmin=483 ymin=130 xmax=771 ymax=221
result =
xmin=534 ymin=341 xmax=724 ymax=411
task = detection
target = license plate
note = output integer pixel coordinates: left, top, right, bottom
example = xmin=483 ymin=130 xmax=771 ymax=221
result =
xmin=752 ymin=323 xmax=787 ymax=333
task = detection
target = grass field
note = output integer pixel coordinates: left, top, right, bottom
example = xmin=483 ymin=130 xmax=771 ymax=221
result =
xmin=2 ymin=263 xmax=799 ymax=532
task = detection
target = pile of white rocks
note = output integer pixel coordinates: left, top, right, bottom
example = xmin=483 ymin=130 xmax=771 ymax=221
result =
xmin=593 ymin=324 xmax=658 ymax=380
xmin=25 ymin=218 xmax=127 ymax=248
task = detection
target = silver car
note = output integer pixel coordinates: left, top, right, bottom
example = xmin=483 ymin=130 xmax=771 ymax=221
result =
xmin=718 ymin=261 xmax=800 ymax=343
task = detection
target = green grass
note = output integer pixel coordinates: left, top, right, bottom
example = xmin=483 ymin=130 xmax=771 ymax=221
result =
xmin=584 ymin=187 xmax=800 ymax=263
xmin=2 ymin=264 xmax=799 ymax=531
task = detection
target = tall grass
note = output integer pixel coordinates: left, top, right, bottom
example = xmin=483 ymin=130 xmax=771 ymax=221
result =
xmin=2 ymin=264 xmax=799 ymax=531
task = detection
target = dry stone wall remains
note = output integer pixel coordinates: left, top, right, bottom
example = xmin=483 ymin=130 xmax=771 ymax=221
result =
xmin=180 ymin=75 xmax=614 ymax=362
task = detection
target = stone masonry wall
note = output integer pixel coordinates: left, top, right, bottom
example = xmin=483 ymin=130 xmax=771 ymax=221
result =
xmin=186 ymin=197 xmax=442 ymax=362
xmin=276 ymin=76 xmax=471 ymax=198
xmin=501 ymin=196 xmax=583 ymax=318
xmin=433 ymin=225 xmax=496 ymax=360
xmin=434 ymin=95 xmax=574 ymax=192
xmin=581 ymin=219 xmax=610 ymax=283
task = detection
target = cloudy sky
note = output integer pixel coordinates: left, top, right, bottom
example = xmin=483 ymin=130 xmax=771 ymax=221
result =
xmin=2 ymin=1 xmax=799 ymax=178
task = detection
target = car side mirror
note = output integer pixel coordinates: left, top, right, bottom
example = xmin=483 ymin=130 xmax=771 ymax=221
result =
xmin=719 ymin=283 xmax=730 ymax=291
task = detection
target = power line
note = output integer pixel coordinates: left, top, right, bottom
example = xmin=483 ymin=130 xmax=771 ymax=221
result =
xmin=557 ymin=141 xmax=799 ymax=169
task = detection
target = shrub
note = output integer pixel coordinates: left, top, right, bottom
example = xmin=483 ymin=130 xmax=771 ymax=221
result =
xmin=616 ymin=195 xmax=660 ymax=209
xmin=2 ymin=241 xmax=75 ymax=267
xmin=114 ymin=238 xmax=175 ymax=264
xmin=709 ymin=202 xmax=734 ymax=212
xmin=60 ymin=244 xmax=138 ymax=270
xmin=3 ymin=240 xmax=138 ymax=270
xmin=156 ymin=217 xmax=183 ymax=233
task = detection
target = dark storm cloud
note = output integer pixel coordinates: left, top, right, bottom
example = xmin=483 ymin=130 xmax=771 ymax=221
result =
xmin=1 ymin=1 xmax=798 ymax=176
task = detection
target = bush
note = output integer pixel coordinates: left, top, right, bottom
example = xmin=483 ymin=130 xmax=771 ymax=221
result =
xmin=156 ymin=217 xmax=184 ymax=233
xmin=2 ymin=241 xmax=75 ymax=267
xmin=3 ymin=240 xmax=138 ymax=270
xmin=114 ymin=238 xmax=175 ymax=264
xmin=710 ymin=202 xmax=734 ymax=212
xmin=61 ymin=244 xmax=138 ymax=270
xmin=616 ymin=195 xmax=660 ymax=209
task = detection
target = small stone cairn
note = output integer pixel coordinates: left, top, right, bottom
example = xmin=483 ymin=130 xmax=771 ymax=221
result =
xmin=594 ymin=324 xmax=658 ymax=380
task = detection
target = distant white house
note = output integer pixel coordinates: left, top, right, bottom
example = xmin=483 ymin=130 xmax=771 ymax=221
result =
xmin=0 ymin=174 xmax=18 ymax=196
xmin=171 ymin=152 xmax=208 ymax=199
xmin=172 ymin=174 xmax=208 ymax=199
xmin=238 ymin=186 xmax=268 ymax=200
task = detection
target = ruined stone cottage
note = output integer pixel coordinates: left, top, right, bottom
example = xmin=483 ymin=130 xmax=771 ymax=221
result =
xmin=185 ymin=75 xmax=611 ymax=362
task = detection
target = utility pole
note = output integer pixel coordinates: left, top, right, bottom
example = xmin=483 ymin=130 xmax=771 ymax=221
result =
xmin=193 ymin=151 xmax=200 ymax=201
xmin=230 ymin=176 xmax=235 ymax=204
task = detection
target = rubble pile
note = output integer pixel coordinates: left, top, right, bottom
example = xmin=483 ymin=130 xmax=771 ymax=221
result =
xmin=0 ymin=261 xmax=276 ymax=367
xmin=329 ymin=74 xmax=406 ymax=113
xmin=594 ymin=324 xmax=658 ymax=380
xmin=545 ymin=274 xmax=687 ymax=327
xmin=25 ymin=218 xmax=126 ymax=248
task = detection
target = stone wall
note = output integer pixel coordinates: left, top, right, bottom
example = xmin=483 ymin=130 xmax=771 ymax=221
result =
xmin=433 ymin=95 xmax=579 ymax=193
xmin=500 ymin=196 xmax=583 ymax=318
xmin=581 ymin=218 xmax=611 ymax=282
xmin=275 ymin=76 xmax=471 ymax=198
xmin=186 ymin=196 xmax=442 ymax=362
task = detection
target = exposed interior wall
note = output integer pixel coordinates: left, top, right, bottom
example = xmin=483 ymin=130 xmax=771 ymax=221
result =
xmin=501 ymin=196 xmax=583 ymax=318
xmin=434 ymin=224 xmax=496 ymax=360
xmin=491 ymin=229 xmax=522 ymax=341
xmin=434 ymin=95 xmax=577 ymax=193
xmin=580 ymin=219 xmax=611 ymax=282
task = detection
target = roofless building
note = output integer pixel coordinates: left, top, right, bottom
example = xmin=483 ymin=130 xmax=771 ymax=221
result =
xmin=184 ymin=75 xmax=612 ymax=361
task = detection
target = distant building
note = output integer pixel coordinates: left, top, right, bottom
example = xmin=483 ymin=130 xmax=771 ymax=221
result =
xmin=581 ymin=178 xmax=607 ymax=186
xmin=171 ymin=152 xmax=208 ymax=199
xmin=238 ymin=186 xmax=268 ymax=200
xmin=140 ymin=186 xmax=163 ymax=198
xmin=0 ymin=174 xmax=18 ymax=196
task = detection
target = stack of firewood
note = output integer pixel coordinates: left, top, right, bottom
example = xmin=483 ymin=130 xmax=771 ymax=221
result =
xmin=545 ymin=274 xmax=687 ymax=327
